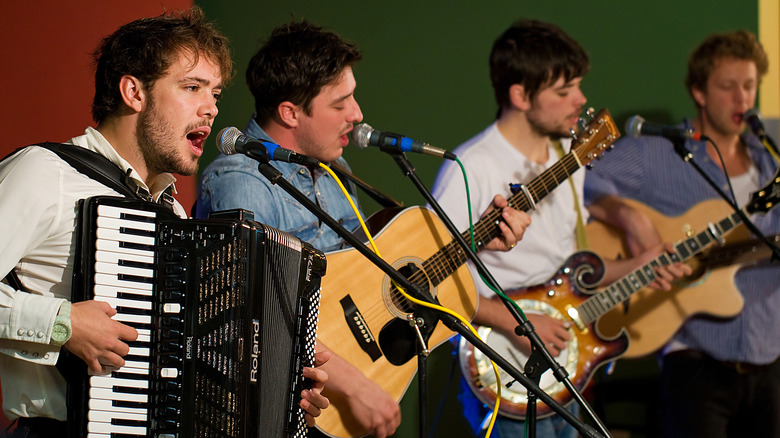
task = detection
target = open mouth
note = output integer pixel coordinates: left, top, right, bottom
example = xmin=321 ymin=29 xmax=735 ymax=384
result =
xmin=186 ymin=127 xmax=211 ymax=156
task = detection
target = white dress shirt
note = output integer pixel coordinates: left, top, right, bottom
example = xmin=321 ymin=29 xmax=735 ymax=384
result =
xmin=0 ymin=127 xmax=184 ymax=420
xmin=432 ymin=122 xmax=586 ymax=298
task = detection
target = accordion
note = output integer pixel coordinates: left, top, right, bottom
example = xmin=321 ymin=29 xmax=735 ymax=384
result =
xmin=67 ymin=196 xmax=326 ymax=438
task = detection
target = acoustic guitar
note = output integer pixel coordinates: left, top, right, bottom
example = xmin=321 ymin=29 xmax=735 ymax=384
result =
xmin=316 ymin=109 xmax=620 ymax=437
xmin=588 ymin=198 xmax=780 ymax=358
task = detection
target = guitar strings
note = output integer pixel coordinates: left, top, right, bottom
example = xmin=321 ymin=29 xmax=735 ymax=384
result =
xmin=317 ymin=160 xmax=506 ymax=437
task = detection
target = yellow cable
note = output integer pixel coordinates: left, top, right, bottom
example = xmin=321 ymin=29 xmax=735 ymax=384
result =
xmin=761 ymin=137 xmax=780 ymax=165
xmin=318 ymin=162 xmax=503 ymax=437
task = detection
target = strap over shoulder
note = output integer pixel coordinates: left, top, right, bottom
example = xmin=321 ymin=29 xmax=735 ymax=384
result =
xmin=1 ymin=142 xmax=175 ymax=287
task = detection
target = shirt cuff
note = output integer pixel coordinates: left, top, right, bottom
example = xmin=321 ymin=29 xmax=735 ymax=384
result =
xmin=9 ymin=293 xmax=66 ymax=346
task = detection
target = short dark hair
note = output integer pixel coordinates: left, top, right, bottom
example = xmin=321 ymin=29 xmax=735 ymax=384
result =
xmin=246 ymin=20 xmax=362 ymax=126
xmin=91 ymin=6 xmax=234 ymax=123
xmin=490 ymin=19 xmax=589 ymax=117
xmin=686 ymin=30 xmax=769 ymax=100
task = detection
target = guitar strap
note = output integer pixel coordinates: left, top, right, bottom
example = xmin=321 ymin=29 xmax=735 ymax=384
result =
xmin=329 ymin=161 xmax=403 ymax=208
xmin=552 ymin=140 xmax=589 ymax=250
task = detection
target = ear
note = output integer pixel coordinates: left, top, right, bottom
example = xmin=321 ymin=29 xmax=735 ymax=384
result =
xmin=691 ymin=86 xmax=706 ymax=108
xmin=277 ymin=101 xmax=300 ymax=128
xmin=119 ymin=75 xmax=146 ymax=113
xmin=508 ymin=84 xmax=532 ymax=111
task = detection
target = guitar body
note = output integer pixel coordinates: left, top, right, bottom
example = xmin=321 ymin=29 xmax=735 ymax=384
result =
xmin=316 ymin=206 xmax=478 ymax=437
xmin=459 ymin=251 xmax=628 ymax=419
xmin=314 ymin=109 xmax=622 ymax=436
xmin=586 ymin=198 xmax=746 ymax=358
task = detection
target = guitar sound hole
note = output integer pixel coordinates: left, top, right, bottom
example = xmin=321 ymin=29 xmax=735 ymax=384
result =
xmin=388 ymin=262 xmax=432 ymax=315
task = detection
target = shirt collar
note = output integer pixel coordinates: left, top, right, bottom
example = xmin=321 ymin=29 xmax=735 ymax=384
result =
xmin=243 ymin=116 xmax=325 ymax=179
xmin=69 ymin=127 xmax=178 ymax=201
xmin=244 ymin=116 xmax=277 ymax=143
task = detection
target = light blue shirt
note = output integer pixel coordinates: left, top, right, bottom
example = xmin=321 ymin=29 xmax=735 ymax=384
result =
xmin=196 ymin=117 xmax=362 ymax=253
xmin=584 ymin=119 xmax=780 ymax=365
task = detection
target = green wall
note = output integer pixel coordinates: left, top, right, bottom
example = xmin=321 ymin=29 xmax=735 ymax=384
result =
xmin=196 ymin=1 xmax=757 ymax=436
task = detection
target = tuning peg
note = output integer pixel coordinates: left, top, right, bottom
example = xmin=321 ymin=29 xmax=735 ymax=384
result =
xmin=586 ymin=107 xmax=595 ymax=117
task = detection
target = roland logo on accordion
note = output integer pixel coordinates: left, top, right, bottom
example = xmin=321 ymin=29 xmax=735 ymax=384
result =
xmin=251 ymin=319 xmax=261 ymax=382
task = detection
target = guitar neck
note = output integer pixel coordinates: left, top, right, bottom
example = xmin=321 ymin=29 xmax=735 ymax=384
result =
xmin=423 ymin=151 xmax=584 ymax=286
xmin=576 ymin=210 xmax=745 ymax=324
xmin=699 ymin=233 xmax=780 ymax=268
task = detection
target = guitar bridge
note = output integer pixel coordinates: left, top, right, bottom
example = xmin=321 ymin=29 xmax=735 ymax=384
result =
xmin=340 ymin=295 xmax=382 ymax=361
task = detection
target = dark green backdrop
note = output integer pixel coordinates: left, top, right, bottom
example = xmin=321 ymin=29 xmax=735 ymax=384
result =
xmin=195 ymin=1 xmax=757 ymax=436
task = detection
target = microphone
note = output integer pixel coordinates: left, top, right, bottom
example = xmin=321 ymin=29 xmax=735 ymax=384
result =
xmin=216 ymin=127 xmax=320 ymax=166
xmin=625 ymin=115 xmax=703 ymax=142
xmin=745 ymin=108 xmax=769 ymax=139
xmin=351 ymin=123 xmax=456 ymax=160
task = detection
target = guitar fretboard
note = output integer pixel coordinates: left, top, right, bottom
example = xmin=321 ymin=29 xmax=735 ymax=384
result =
xmin=422 ymin=152 xmax=584 ymax=287
xmin=576 ymin=211 xmax=744 ymax=324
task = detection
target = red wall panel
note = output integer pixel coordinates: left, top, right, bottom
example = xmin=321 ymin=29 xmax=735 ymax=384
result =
xmin=0 ymin=0 xmax=197 ymax=211
xmin=0 ymin=1 xmax=193 ymax=429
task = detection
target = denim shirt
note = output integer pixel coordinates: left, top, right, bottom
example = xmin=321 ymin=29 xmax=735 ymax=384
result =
xmin=196 ymin=118 xmax=362 ymax=253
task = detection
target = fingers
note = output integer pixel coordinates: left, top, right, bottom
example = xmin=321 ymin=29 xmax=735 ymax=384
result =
xmin=70 ymin=300 xmax=138 ymax=374
xmin=313 ymin=350 xmax=331 ymax=367
xmin=302 ymin=366 xmax=328 ymax=392
xmin=518 ymin=314 xmax=571 ymax=357
xmin=498 ymin=221 xmax=518 ymax=249
xmin=300 ymin=388 xmax=330 ymax=423
xmin=117 ymin=323 xmax=139 ymax=343
xmin=484 ymin=195 xmax=531 ymax=251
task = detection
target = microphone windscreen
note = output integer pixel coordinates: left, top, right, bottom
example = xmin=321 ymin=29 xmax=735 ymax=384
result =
xmin=217 ymin=127 xmax=242 ymax=155
xmin=351 ymin=123 xmax=373 ymax=149
xmin=745 ymin=108 xmax=762 ymax=122
xmin=625 ymin=115 xmax=645 ymax=139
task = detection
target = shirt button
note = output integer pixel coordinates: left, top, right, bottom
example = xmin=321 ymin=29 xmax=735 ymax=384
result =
xmin=37 ymin=332 xmax=44 ymax=338
xmin=27 ymin=330 xmax=35 ymax=337
xmin=17 ymin=329 xmax=24 ymax=336
xmin=21 ymin=351 xmax=28 ymax=356
xmin=44 ymin=354 xmax=50 ymax=360
xmin=299 ymin=169 xmax=306 ymax=174
xmin=32 ymin=352 xmax=39 ymax=358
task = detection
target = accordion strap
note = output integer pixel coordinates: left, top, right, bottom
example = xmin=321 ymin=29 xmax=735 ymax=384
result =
xmin=1 ymin=142 xmax=175 ymax=289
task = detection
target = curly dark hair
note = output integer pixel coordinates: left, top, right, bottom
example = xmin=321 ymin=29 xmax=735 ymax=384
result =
xmin=490 ymin=19 xmax=589 ymax=119
xmin=91 ymin=6 xmax=234 ymax=123
xmin=246 ymin=20 xmax=362 ymax=126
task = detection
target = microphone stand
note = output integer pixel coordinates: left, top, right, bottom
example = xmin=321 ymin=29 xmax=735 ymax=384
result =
xmin=380 ymin=149 xmax=609 ymax=438
xmin=251 ymin=156 xmax=604 ymax=438
xmin=671 ymin=138 xmax=780 ymax=259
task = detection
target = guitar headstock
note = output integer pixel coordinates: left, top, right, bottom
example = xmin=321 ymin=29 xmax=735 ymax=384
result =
xmin=571 ymin=108 xmax=620 ymax=168
xmin=746 ymin=170 xmax=780 ymax=215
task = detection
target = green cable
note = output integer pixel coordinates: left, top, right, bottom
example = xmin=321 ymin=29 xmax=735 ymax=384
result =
xmin=454 ymin=157 xmax=527 ymax=320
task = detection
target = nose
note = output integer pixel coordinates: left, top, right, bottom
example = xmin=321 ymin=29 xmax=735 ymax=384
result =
xmin=736 ymin=86 xmax=753 ymax=107
xmin=575 ymin=88 xmax=588 ymax=107
xmin=348 ymin=98 xmax=363 ymax=123
xmin=201 ymin=97 xmax=218 ymax=119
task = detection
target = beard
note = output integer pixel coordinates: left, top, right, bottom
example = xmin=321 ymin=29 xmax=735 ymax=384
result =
xmin=137 ymin=96 xmax=200 ymax=176
xmin=526 ymin=107 xmax=577 ymax=140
